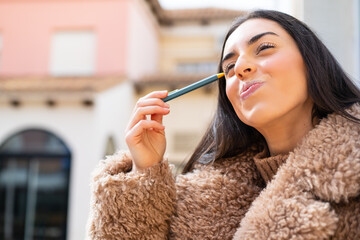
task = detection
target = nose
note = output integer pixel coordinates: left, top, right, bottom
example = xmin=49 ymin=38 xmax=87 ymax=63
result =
xmin=234 ymin=56 xmax=256 ymax=80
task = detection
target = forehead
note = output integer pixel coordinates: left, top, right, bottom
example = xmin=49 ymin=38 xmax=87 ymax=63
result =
xmin=224 ymin=18 xmax=289 ymax=53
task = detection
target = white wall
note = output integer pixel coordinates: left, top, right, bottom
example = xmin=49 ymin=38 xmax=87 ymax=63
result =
xmin=303 ymin=0 xmax=359 ymax=84
xmin=94 ymin=81 xmax=134 ymax=156
xmin=273 ymin=0 xmax=304 ymax=19
xmin=355 ymin=0 xmax=360 ymax=84
xmin=79 ymin=81 xmax=133 ymax=240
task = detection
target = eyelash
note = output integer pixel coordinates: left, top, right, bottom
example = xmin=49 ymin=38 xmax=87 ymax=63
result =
xmin=224 ymin=62 xmax=235 ymax=75
xmin=256 ymin=42 xmax=275 ymax=54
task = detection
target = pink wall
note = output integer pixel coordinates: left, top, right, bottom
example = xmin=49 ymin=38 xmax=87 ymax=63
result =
xmin=0 ymin=0 xmax=130 ymax=76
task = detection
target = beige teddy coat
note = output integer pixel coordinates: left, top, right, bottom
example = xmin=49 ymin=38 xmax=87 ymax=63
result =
xmin=87 ymin=104 xmax=360 ymax=239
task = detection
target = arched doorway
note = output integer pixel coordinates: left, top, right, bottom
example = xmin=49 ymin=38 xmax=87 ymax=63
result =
xmin=0 ymin=129 xmax=71 ymax=240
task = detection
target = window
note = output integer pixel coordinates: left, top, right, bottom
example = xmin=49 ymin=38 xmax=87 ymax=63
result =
xmin=50 ymin=31 xmax=96 ymax=76
xmin=0 ymin=129 xmax=71 ymax=240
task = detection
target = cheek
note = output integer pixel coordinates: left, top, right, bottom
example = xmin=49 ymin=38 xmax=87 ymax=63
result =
xmin=263 ymin=53 xmax=308 ymax=104
xmin=225 ymin=78 xmax=248 ymax=122
xmin=262 ymin=52 xmax=307 ymax=86
xmin=260 ymin=53 xmax=288 ymax=72
xmin=225 ymin=77 xmax=239 ymax=100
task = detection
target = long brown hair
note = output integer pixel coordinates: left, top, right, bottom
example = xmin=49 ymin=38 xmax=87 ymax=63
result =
xmin=182 ymin=10 xmax=360 ymax=173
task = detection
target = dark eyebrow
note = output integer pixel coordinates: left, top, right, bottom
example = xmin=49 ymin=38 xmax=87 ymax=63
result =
xmin=248 ymin=31 xmax=278 ymax=45
xmin=222 ymin=52 xmax=236 ymax=64
xmin=222 ymin=31 xmax=279 ymax=64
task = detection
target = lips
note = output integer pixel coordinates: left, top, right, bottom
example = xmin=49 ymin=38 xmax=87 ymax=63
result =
xmin=240 ymin=81 xmax=265 ymax=100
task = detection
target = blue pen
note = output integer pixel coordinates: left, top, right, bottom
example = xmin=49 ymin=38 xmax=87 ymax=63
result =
xmin=161 ymin=73 xmax=224 ymax=102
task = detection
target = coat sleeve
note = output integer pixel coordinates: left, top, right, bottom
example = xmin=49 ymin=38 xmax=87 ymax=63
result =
xmin=86 ymin=151 xmax=176 ymax=240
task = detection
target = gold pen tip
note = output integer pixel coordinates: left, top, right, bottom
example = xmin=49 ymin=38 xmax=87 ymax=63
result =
xmin=217 ymin=72 xmax=225 ymax=78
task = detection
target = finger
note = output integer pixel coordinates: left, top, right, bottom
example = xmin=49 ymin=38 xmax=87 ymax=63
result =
xmin=136 ymin=98 xmax=170 ymax=109
xmin=139 ymin=90 xmax=168 ymax=102
xmin=134 ymin=98 xmax=170 ymax=112
xmin=131 ymin=91 xmax=169 ymax=116
xmin=125 ymin=120 xmax=165 ymax=145
xmin=151 ymin=110 xmax=168 ymax=124
xmin=126 ymin=106 xmax=170 ymax=131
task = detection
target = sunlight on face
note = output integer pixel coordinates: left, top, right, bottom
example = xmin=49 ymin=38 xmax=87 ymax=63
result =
xmin=222 ymin=18 xmax=312 ymax=130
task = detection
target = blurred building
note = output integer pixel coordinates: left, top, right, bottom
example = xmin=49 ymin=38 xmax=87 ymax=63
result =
xmin=0 ymin=0 xmax=358 ymax=240
xmin=0 ymin=0 xmax=157 ymax=239
xmin=0 ymin=0 xmax=244 ymax=239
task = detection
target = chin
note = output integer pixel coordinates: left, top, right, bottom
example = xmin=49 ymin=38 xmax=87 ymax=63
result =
xmin=237 ymin=103 xmax=274 ymax=127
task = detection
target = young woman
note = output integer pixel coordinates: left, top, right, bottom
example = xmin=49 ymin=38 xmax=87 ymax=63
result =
xmin=87 ymin=10 xmax=360 ymax=239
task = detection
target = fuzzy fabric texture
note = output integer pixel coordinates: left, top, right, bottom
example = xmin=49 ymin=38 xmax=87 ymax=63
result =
xmin=87 ymin=104 xmax=360 ymax=239
xmin=87 ymin=152 xmax=176 ymax=239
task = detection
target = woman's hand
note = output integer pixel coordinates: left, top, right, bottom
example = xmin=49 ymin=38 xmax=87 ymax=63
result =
xmin=125 ymin=91 xmax=170 ymax=171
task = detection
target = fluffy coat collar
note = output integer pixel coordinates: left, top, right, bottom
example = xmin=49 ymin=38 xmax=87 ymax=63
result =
xmin=234 ymin=104 xmax=360 ymax=239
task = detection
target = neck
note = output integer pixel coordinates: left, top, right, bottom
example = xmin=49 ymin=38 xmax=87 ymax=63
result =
xmin=258 ymin=103 xmax=314 ymax=156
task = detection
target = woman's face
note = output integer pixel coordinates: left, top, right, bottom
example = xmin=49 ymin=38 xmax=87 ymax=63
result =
xmin=222 ymin=18 xmax=312 ymax=129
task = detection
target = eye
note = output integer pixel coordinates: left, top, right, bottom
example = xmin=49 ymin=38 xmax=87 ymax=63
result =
xmin=224 ymin=62 xmax=235 ymax=77
xmin=256 ymin=42 xmax=275 ymax=54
